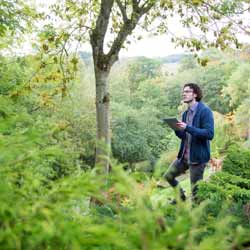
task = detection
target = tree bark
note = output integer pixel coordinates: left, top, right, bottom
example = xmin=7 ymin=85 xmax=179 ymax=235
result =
xmin=89 ymin=0 xmax=114 ymax=173
xmin=247 ymin=115 xmax=250 ymax=143
xmin=90 ymin=0 xmax=156 ymax=172
xmin=94 ymin=67 xmax=111 ymax=173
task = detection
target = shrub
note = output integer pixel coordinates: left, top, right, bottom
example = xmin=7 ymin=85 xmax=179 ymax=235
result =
xmin=153 ymin=150 xmax=178 ymax=179
xmin=209 ymin=171 xmax=250 ymax=190
xmin=222 ymin=145 xmax=250 ymax=179
xmin=198 ymin=172 xmax=250 ymax=205
xmin=197 ymin=181 xmax=227 ymax=216
xmin=197 ymin=171 xmax=250 ymax=225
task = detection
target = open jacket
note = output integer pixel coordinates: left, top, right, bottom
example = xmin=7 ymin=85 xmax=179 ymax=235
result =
xmin=175 ymin=102 xmax=214 ymax=164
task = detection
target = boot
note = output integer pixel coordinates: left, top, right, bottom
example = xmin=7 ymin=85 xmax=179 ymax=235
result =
xmin=169 ymin=188 xmax=186 ymax=205
xmin=180 ymin=188 xmax=186 ymax=201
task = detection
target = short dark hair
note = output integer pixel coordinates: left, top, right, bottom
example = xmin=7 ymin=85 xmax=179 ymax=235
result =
xmin=183 ymin=83 xmax=203 ymax=101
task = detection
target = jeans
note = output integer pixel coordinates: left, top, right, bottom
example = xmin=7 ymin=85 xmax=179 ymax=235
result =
xmin=164 ymin=158 xmax=206 ymax=201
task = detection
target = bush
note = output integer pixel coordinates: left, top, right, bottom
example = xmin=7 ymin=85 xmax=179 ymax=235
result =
xmin=209 ymin=171 xmax=250 ymax=190
xmin=153 ymin=150 xmax=178 ymax=179
xmin=0 ymin=96 xmax=81 ymax=183
xmin=1 ymin=165 xmax=250 ymax=250
xmin=197 ymin=181 xmax=227 ymax=216
xmin=222 ymin=145 xmax=250 ymax=179
xmin=198 ymin=172 xmax=250 ymax=205
xmin=197 ymin=171 xmax=250 ymax=225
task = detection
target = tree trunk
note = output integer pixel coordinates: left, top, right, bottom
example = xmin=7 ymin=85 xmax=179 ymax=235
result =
xmin=89 ymin=0 xmax=154 ymax=172
xmin=94 ymin=67 xmax=111 ymax=173
xmin=247 ymin=115 xmax=250 ymax=145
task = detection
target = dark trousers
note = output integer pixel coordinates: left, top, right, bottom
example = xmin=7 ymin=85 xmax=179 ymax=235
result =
xmin=164 ymin=158 xmax=206 ymax=200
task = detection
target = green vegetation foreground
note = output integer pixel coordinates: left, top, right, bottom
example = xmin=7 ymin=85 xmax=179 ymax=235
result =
xmin=1 ymin=51 xmax=250 ymax=249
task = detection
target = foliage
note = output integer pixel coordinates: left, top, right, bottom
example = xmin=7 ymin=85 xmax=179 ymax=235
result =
xmin=210 ymin=111 xmax=238 ymax=157
xmin=0 ymin=95 xmax=81 ymax=182
xmin=0 ymin=56 xmax=33 ymax=95
xmin=1 ymin=0 xmax=250 ymax=248
xmin=222 ymin=61 xmax=250 ymax=143
xmin=1 ymin=160 xmax=250 ymax=250
xmin=127 ymin=57 xmax=161 ymax=83
xmin=178 ymin=55 xmax=198 ymax=71
xmin=35 ymin=0 xmax=250 ymax=169
xmin=110 ymin=59 xmax=172 ymax=168
xmin=199 ymin=172 xmax=250 ymax=204
xmin=197 ymin=145 xmax=250 ymax=225
xmin=0 ymin=0 xmax=35 ymax=36
xmin=234 ymin=98 xmax=250 ymax=146
xmin=196 ymin=62 xmax=234 ymax=114
xmin=1 ymin=58 xmax=250 ymax=250
xmin=222 ymin=144 xmax=250 ymax=179
xmin=111 ymin=107 xmax=152 ymax=165
xmin=154 ymin=147 xmax=179 ymax=178
xmin=0 ymin=53 xmax=97 ymax=178
xmin=197 ymin=173 xmax=250 ymax=227
xmin=210 ymin=171 xmax=250 ymax=192
xmin=169 ymin=50 xmax=237 ymax=114
xmin=111 ymin=103 xmax=169 ymax=168
xmin=223 ymin=62 xmax=250 ymax=108
xmin=0 ymin=1 xmax=38 ymax=52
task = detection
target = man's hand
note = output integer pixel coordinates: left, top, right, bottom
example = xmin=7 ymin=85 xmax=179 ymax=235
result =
xmin=176 ymin=122 xmax=187 ymax=130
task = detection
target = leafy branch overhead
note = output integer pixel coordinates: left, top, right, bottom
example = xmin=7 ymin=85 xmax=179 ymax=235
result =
xmin=40 ymin=0 xmax=250 ymax=70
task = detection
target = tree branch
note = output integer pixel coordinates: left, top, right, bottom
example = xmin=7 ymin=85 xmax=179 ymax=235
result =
xmin=116 ymin=0 xmax=128 ymax=23
xmin=132 ymin=0 xmax=139 ymax=12
xmin=90 ymin=0 xmax=115 ymax=54
xmin=90 ymin=0 xmax=156 ymax=70
xmin=202 ymin=1 xmax=250 ymax=34
xmin=140 ymin=0 xmax=155 ymax=14
xmin=107 ymin=0 xmax=155 ymax=66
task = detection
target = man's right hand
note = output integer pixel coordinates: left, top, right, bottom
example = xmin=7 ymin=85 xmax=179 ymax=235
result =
xmin=176 ymin=122 xmax=187 ymax=130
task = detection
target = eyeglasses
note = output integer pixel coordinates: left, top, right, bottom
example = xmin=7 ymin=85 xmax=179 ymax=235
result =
xmin=182 ymin=90 xmax=193 ymax=94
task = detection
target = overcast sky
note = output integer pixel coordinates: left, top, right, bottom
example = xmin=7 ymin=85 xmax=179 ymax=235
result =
xmin=33 ymin=0 xmax=187 ymax=58
xmin=23 ymin=0 xmax=249 ymax=58
xmin=79 ymin=34 xmax=186 ymax=58
xmin=120 ymin=36 xmax=185 ymax=57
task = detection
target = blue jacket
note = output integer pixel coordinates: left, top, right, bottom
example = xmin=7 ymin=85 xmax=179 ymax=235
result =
xmin=175 ymin=102 xmax=214 ymax=164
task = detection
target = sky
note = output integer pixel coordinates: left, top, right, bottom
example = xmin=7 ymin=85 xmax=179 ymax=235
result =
xmin=32 ymin=0 xmax=187 ymax=58
xmin=79 ymin=35 xmax=186 ymax=58
xmin=20 ymin=0 xmax=249 ymax=58
xmin=19 ymin=30 xmax=185 ymax=58
xmin=120 ymin=36 xmax=185 ymax=57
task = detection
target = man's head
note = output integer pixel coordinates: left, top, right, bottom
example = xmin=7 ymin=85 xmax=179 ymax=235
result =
xmin=182 ymin=83 xmax=203 ymax=103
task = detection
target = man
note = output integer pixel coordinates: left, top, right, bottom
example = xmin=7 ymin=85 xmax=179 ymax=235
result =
xmin=164 ymin=83 xmax=214 ymax=202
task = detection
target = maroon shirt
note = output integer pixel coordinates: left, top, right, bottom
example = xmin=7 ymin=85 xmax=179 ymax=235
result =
xmin=183 ymin=102 xmax=199 ymax=162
